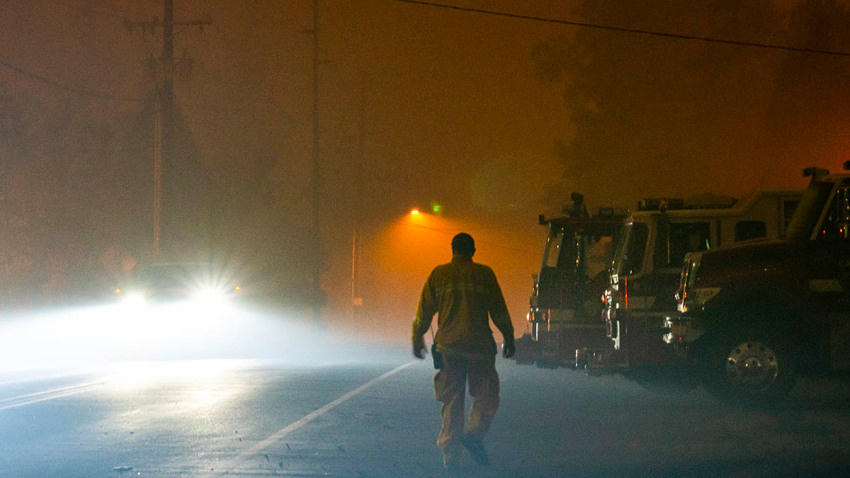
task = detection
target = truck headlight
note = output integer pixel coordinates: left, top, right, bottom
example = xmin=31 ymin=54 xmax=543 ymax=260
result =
xmin=663 ymin=315 xmax=704 ymax=344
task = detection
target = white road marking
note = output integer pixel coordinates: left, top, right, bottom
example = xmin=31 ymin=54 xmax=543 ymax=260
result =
xmin=204 ymin=361 xmax=417 ymax=477
xmin=0 ymin=381 xmax=104 ymax=411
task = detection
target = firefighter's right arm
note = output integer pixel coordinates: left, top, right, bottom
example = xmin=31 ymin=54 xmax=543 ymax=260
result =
xmin=412 ymin=272 xmax=437 ymax=359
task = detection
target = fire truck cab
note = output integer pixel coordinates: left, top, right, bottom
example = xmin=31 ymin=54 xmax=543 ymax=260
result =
xmin=665 ymin=166 xmax=850 ymax=402
xmin=517 ymin=194 xmax=625 ymax=367
xmin=597 ymin=190 xmax=802 ymax=379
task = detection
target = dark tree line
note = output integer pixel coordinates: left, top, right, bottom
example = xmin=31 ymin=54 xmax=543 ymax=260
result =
xmin=533 ymin=0 xmax=850 ymax=209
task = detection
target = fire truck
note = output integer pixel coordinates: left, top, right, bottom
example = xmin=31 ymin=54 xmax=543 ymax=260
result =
xmin=516 ymin=194 xmax=626 ymax=367
xmin=596 ymin=189 xmax=802 ymax=383
xmin=664 ymin=166 xmax=850 ymax=403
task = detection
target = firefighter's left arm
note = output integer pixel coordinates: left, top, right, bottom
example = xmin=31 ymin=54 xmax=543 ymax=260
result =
xmin=486 ymin=269 xmax=515 ymax=352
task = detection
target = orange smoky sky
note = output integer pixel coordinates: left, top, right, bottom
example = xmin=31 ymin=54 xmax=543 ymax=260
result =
xmin=3 ymin=1 xmax=849 ymax=343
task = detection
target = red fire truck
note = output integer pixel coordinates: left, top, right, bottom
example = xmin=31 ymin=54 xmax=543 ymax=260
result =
xmin=516 ymin=194 xmax=625 ymax=368
xmin=664 ymin=166 xmax=850 ymax=403
xmin=596 ymin=189 xmax=802 ymax=384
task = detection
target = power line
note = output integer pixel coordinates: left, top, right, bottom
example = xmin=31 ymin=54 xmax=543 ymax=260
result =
xmin=48 ymin=0 xmax=141 ymax=20
xmin=392 ymin=0 xmax=850 ymax=58
xmin=0 ymin=55 xmax=147 ymax=102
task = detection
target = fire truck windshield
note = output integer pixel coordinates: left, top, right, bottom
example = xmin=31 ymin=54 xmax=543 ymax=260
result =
xmin=584 ymin=235 xmax=614 ymax=279
xmin=542 ymin=230 xmax=565 ymax=268
xmin=539 ymin=225 xmax=615 ymax=284
xmin=786 ymin=180 xmax=837 ymax=240
xmin=612 ymin=222 xmax=649 ymax=276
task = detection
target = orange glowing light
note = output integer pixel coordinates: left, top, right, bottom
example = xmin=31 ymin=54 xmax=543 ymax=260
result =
xmin=411 ymin=209 xmax=419 ymax=215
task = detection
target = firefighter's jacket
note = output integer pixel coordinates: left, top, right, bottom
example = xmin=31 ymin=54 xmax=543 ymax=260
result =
xmin=413 ymin=255 xmax=514 ymax=357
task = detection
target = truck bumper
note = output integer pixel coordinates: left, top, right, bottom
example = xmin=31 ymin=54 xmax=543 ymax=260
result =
xmin=523 ymin=323 xmax=608 ymax=368
xmin=663 ymin=315 xmax=704 ymax=344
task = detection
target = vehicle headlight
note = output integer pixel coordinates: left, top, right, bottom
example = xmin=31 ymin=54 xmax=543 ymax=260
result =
xmin=121 ymin=291 xmax=147 ymax=306
xmin=193 ymin=286 xmax=226 ymax=303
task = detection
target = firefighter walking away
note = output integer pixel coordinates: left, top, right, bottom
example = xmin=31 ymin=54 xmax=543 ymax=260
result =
xmin=412 ymin=232 xmax=515 ymax=476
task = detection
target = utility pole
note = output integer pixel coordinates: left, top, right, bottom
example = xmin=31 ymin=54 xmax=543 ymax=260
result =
xmin=351 ymin=73 xmax=366 ymax=326
xmin=125 ymin=1 xmax=210 ymax=257
xmin=311 ymin=0 xmax=323 ymax=322
xmin=157 ymin=0 xmax=173 ymax=257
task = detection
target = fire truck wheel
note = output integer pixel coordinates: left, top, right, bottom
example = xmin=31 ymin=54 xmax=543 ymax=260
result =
xmin=701 ymin=328 xmax=796 ymax=405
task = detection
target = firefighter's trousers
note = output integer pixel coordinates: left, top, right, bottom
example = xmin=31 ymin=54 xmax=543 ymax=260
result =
xmin=433 ymin=352 xmax=500 ymax=464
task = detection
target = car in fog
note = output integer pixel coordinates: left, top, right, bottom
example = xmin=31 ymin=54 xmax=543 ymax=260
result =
xmin=114 ymin=262 xmax=241 ymax=307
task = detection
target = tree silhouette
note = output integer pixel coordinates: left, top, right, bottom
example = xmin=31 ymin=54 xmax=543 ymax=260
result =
xmin=533 ymin=0 xmax=850 ymax=208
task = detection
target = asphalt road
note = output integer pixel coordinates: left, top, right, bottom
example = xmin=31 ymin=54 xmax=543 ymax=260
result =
xmin=3 ymin=342 xmax=850 ymax=478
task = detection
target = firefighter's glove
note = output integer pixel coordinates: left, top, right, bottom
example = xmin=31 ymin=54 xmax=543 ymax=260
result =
xmin=502 ymin=339 xmax=516 ymax=359
xmin=413 ymin=335 xmax=427 ymax=359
